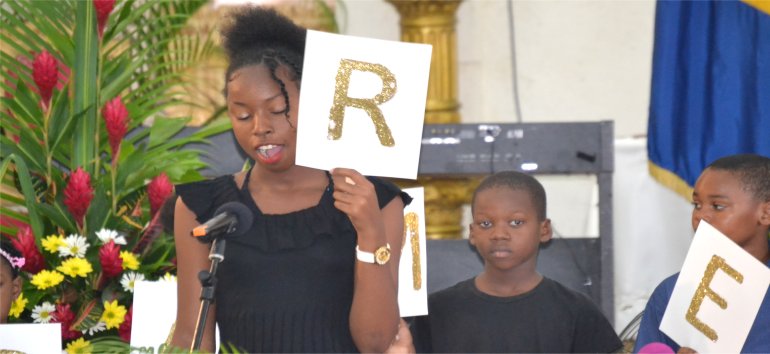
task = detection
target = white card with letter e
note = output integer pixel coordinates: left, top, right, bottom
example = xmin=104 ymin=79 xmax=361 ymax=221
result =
xmin=398 ymin=187 xmax=428 ymax=316
xmin=659 ymin=221 xmax=770 ymax=353
xmin=295 ymin=30 xmax=431 ymax=180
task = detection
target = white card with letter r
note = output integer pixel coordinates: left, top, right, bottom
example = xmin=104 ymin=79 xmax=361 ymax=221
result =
xmin=659 ymin=221 xmax=770 ymax=353
xmin=295 ymin=30 xmax=431 ymax=180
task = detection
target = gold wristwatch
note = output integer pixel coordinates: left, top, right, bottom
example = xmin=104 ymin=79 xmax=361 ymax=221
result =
xmin=356 ymin=243 xmax=391 ymax=265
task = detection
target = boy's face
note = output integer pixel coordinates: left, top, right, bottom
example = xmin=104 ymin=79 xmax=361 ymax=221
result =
xmin=469 ymin=186 xmax=552 ymax=273
xmin=691 ymin=168 xmax=770 ymax=249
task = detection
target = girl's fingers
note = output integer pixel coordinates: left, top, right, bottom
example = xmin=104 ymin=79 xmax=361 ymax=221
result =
xmin=331 ymin=167 xmax=364 ymax=187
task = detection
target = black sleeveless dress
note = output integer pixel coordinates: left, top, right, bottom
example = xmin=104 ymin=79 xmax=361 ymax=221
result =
xmin=175 ymin=169 xmax=411 ymax=353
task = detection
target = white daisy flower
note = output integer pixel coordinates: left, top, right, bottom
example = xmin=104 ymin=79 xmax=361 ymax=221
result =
xmin=95 ymin=228 xmax=127 ymax=245
xmin=82 ymin=321 xmax=107 ymax=336
xmin=161 ymin=272 xmax=177 ymax=283
xmin=31 ymin=302 xmax=56 ymax=323
xmin=58 ymin=234 xmax=90 ymax=258
xmin=121 ymin=271 xmax=145 ymax=293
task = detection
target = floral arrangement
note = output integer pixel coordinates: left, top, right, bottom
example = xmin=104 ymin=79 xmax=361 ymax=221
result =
xmin=0 ymin=0 xmax=228 ymax=352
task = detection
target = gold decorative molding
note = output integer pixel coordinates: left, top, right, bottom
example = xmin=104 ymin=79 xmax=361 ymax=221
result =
xmin=388 ymin=0 xmax=472 ymax=239
xmin=422 ymin=176 xmax=480 ymax=239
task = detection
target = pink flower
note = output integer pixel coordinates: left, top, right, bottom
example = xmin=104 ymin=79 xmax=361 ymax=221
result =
xmin=32 ymin=51 xmax=58 ymax=111
xmin=118 ymin=305 xmax=133 ymax=342
xmin=10 ymin=225 xmax=45 ymax=274
xmin=63 ymin=167 xmax=94 ymax=228
xmin=148 ymin=173 xmax=173 ymax=216
xmin=102 ymin=97 xmax=128 ymax=160
xmin=99 ymin=240 xmax=123 ymax=279
xmin=93 ymin=0 xmax=116 ymax=38
xmin=52 ymin=303 xmax=81 ymax=341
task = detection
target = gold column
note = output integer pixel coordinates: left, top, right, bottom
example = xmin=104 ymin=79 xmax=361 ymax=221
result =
xmin=388 ymin=0 xmax=476 ymax=239
xmin=388 ymin=0 xmax=461 ymax=124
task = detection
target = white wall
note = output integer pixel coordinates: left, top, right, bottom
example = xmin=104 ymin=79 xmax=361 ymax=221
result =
xmin=342 ymin=0 xmax=655 ymax=137
xmin=341 ymin=0 xmax=693 ymax=332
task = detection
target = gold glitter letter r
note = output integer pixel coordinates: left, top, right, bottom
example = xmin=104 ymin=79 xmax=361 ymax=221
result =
xmin=328 ymin=59 xmax=397 ymax=147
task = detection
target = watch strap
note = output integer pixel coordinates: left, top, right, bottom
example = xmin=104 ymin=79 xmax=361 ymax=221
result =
xmin=356 ymin=245 xmax=376 ymax=264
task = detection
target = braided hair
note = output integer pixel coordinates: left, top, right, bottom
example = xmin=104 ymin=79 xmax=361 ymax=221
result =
xmin=220 ymin=6 xmax=307 ymax=125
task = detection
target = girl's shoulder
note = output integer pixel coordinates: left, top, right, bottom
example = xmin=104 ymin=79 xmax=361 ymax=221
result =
xmin=365 ymin=176 xmax=413 ymax=208
xmin=175 ymin=175 xmax=241 ymax=222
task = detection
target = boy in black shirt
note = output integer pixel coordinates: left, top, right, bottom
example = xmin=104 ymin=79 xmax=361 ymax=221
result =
xmin=412 ymin=171 xmax=621 ymax=353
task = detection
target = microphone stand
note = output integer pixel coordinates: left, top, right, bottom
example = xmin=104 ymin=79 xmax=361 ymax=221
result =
xmin=191 ymin=237 xmax=226 ymax=352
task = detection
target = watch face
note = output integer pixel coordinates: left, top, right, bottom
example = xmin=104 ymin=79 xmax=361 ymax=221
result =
xmin=375 ymin=247 xmax=391 ymax=265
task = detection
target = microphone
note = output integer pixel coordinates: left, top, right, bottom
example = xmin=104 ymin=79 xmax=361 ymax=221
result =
xmin=191 ymin=202 xmax=253 ymax=242
xmin=637 ymin=342 xmax=674 ymax=354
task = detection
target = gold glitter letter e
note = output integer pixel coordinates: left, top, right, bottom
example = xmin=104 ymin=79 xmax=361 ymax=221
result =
xmin=686 ymin=254 xmax=744 ymax=342
xmin=328 ymin=59 xmax=397 ymax=146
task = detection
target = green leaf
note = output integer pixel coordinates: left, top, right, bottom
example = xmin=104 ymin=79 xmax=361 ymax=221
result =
xmin=23 ymin=0 xmax=76 ymax=62
xmin=37 ymin=202 xmax=77 ymax=234
xmin=0 ymin=190 xmax=26 ymax=206
xmin=86 ymin=183 xmax=111 ymax=236
xmin=50 ymin=104 xmax=88 ymax=156
xmin=90 ymin=336 xmax=131 ymax=353
xmin=0 ymin=224 xmax=20 ymax=238
xmin=72 ymin=0 xmax=99 ymax=174
xmin=1 ymin=1 xmax=59 ymax=56
xmin=0 ymin=208 xmax=30 ymax=237
xmin=1 ymin=77 xmax=45 ymax=129
xmin=1 ymin=134 xmax=46 ymax=172
xmin=0 ymin=155 xmax=44 ymax=237
xmin=147 ymin=117 xmax=190 ymax=149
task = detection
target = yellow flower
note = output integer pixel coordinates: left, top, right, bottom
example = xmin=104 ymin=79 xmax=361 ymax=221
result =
xmin=100 ymin=300 xmax=127 ymax=330
xmin=9 ymin=292 xmax=27 ymax=318
xmin=65 ymin=337 xmax=92 ymax=354
xmin=31 ymin=270 xmax=65 ymax=289
xmin=57 ymin=257 xmax=93 ymax=278
xmin=42 ymin=234 xmax=66 ymax=253
xmin=120 ymin=251 xmax=140 ymax=270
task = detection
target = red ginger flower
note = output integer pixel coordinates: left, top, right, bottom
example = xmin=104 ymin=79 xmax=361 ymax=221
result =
xmin=11 ymin=225 xmax=45 ymax=274
xmin=52 ymin=303 xmax=81 ymax=341
xmin=99 ymin=240 xmax=123 ymax=279
xmin=93 ymin=0 xmax=116 ymax=38
xmin=148 ymin=173 xmax=173 ymax=216
xmin=119 ymin=305 xmax=133 ymax=342
xmin=32 ymin=51 xmax=58 ymax=111
xmin=63 ymin=167 xmax=94 ymax=228
xmin=102 ymin=97 xmax=128 ymax=160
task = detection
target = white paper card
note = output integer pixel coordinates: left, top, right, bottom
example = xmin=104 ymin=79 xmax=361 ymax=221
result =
xmin=0 ymin=323 xmax=60 ymax=352
xmin=130 ymin=280 xmax=178 ymax=353
xmin=130 ymin=279 xmax=219 ymax=353
xmin=659 ymin=221 xmax=770 ymax=353
xmin=398 ymin=187 xmax=428 ymax=316
xmin=296 ymin=30 xmax=431 ymax=180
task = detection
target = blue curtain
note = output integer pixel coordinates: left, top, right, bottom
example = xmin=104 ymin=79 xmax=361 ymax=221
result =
xmin=647 ymin=0 xmax=770 ymax=191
